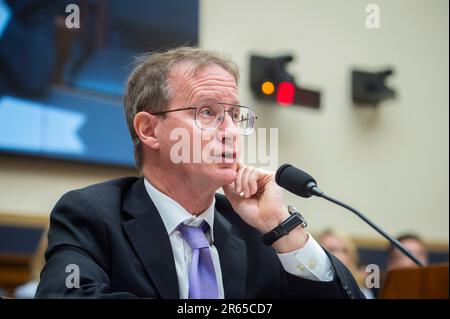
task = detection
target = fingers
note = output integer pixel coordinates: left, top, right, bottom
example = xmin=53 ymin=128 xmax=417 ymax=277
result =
xmin=222 ymin=182 xmax=238 ymax=200
xmin=234 ymin=164 xmax=245 ymax=193
xmin=241 ymin=167 xmax=252 ymax=198
xmin=224 ymin=164 xmax=273 ymax=201
xmin=249 ymin=171 xmax=258 ymax=197
xmin=234 ymin=165 xmax=262 ymax=199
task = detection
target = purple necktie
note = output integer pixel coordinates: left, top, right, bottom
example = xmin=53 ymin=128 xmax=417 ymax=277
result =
xmin=177 ymin=221 xmax=219 ymax=299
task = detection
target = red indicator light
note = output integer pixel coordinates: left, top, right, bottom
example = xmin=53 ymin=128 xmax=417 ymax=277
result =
xmin=276 ymin=81 xmax=295 ymax=105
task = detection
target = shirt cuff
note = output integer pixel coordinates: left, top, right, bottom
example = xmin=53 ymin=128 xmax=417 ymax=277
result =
xmin=0 ymin=1 xmax=12 ymax=38
xmin=277 ymin=232 xmax=334 ymax=282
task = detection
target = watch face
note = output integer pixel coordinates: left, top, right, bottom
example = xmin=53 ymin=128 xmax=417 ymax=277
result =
xmin=287 ymin=206 xmax=307 ymax=228
xmin=287 ymin=205 xmax=298 ymax=214
xmin=262 ymin=206 xmax=308 ymax=246
xmin=283 ymin=213 xmax=302 ymax=229
xmin=287 ymin=205 xmax=294 ymax=214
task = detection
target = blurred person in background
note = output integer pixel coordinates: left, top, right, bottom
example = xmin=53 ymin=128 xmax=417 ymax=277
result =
xmin=13 ymin=225 xmax=48 ymax=298
xmin=386 ymin=233 xmax=428 ymax=271
xmin=318 ymin=229 xmax=374 ymax=299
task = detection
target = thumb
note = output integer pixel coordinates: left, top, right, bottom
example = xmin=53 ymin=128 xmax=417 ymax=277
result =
xmin=222 ymin=182 xmax=241 ymax=202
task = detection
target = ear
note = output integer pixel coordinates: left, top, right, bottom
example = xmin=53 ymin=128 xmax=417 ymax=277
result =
xmin=133 ymin=111 xmax=160 ymax=150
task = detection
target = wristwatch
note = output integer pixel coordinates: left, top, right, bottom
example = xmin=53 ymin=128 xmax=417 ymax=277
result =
xmin=262 ymin=205 xmax=307 ymax=246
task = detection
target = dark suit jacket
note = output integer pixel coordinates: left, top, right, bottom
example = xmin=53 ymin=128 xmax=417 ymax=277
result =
xmin=35 ymin=177 xmax=364 ymax=299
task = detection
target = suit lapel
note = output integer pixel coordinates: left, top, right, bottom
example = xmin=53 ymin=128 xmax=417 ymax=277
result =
xmin=213 ymin=210 xmax=248 ymax=299
xmin=121 ymin=178 xmax=179 ymax=299
xmin=120 ymin=178 xmax=248 ymax=299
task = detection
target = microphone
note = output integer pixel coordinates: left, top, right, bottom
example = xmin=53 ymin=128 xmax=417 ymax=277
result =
xmin=275 ymin=164 xmax=319 ymax=198
xmin=275 ymin=164 xmax=424 ymax=267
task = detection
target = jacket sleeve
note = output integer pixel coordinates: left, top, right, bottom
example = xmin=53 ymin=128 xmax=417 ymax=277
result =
xmin=35 ymin=190 xmax=137 ymax=298
xmin=280 ymin=250 xmax=366 ymax=299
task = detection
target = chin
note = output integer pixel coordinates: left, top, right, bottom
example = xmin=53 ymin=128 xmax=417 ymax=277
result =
xmin=206 ymin=164 xmax=237 ymax=187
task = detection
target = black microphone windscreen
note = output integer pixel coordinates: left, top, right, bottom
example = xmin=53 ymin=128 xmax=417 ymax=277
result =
xmin=275 ymin=164 xmax=317 ymax=198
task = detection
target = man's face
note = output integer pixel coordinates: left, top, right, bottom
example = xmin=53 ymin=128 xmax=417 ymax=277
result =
xmin=155 ymin=63 xmax=241 ymax=189
xmin=388 ymin=239 xmax=428 ymax=270
xmin=320 ymin=234 xmax=354 ymax=269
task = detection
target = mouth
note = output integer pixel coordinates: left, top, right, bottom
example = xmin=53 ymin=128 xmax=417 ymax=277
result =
xmin=219 ymin=150 xmax=237 ymax=163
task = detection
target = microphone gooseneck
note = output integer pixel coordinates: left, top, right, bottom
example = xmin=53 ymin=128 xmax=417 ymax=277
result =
xmin=275 ymin=164 xmax=424 ymax=267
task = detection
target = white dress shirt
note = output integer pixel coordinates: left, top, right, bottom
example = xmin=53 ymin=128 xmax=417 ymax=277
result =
xmin=144 ymin=178 xmax=334 ymax=299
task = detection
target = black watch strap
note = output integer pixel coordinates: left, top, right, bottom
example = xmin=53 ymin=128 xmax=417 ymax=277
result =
xmin=262 ymin=206 xmax=307 ymax=246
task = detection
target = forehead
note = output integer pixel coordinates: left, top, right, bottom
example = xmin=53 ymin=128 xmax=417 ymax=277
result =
xmin=402 ymin=239 xmax=425 ymax=250
xmin=322 ymin=234 xmax=344 ymax=246
xmin=167 ymin=62 xmax=239 ymax=105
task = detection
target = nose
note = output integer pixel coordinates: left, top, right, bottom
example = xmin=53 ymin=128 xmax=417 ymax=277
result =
xmin=217 ymin=111 xmax=240 ymax=144
xmin=218 ymin=111 xmax=239 ymax=133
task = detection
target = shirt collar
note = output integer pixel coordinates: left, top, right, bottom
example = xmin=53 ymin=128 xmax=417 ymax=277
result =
xmin=143 ymin=178 xmax=216 ymax=240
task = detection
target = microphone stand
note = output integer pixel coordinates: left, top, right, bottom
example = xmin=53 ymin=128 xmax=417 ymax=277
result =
xmin=310 ymin=185 xmax=424 ymax=267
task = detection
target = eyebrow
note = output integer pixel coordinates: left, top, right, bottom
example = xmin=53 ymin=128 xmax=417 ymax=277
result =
xmin=191 ymin=100 xmax=240 ymax=110
xmin=220 ymin=102 xmax=244 ymax=111
xmin=194 ymin=92 xmax=239 ymax=104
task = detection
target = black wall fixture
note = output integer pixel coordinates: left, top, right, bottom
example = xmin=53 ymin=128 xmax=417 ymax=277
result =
xmin=250 ymin=55 xmax=321 ymax=109
xmin=352 ymin=69 xmax=396 ymax=105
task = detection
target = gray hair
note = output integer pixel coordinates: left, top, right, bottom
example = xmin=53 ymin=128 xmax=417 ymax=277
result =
xmin=123 ymin=47 xmax=240 ymax=169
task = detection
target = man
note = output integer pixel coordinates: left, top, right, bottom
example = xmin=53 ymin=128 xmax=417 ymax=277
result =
xmin=387 ymin=233 xmax=428 ymax=271
xmin=36 ymin=47 xmax=363 ymax=299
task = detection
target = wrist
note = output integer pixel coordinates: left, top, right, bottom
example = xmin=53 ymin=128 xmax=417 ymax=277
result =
xmin=272 ymin=227 xmax=308 ymax=253
xmin=261 ymin=205 xmax=309 ymax=252
xmin=260 ymin=207 xmax=290 ymax=233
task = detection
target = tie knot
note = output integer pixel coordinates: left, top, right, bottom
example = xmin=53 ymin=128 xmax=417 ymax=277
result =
xmin=177 ymin=221 xmax=210 ymax=249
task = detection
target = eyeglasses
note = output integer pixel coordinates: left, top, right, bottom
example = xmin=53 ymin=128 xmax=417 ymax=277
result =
xmin=149 ymin=102 xmax=258 ymax=135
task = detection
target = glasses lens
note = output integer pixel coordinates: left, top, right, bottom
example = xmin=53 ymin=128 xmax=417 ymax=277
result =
xmin=235 ymin=107 xmax=255 ymax=135
xmin=195 ymin=103 xmax=256 ymax=135
xmin=195 ymin=103 xmax=222 ymax=130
